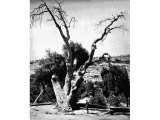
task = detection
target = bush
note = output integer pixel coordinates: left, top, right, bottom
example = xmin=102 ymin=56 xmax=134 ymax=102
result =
xmin=30 ymin=71 xmax=57 ymax=103
xmin=30 ymin=77 xmax=41 ymax=103
xmin=35 ymin=50 xmax=67 ymax=87
xmin=101 ymin=65 xmax=130 ymax=105
xmin=30 ymin=51 xmax=66 ymax=103
xmin=77 ymin=80 xmax=95 ymax=99
xmin=107 ymin=92 xmax=120 ymax=107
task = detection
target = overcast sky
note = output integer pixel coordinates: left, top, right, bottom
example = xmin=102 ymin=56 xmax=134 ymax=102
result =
xmin=30 ymin=0 xmax=130 ymax=60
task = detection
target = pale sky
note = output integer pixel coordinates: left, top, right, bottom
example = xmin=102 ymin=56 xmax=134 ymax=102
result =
xmin=30 ymin=0 xmax=130 ymax=60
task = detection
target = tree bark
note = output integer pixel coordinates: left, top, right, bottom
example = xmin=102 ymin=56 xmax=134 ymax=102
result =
xmin=68 ymin=75 xmax=84 ymax=109
xmin=51 ymin=75 xmax=72 ymax=111
xmin=63 ymin=73 xmax=73 ymax=95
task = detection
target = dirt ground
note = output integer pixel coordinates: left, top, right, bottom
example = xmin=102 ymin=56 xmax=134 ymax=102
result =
xmin=30 ymin=105 xmax=130 ymax=120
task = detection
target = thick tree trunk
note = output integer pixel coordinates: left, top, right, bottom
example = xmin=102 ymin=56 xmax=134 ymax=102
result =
xmin=67 ymin=75 xmax=84 ymax=109
xmin=63 ymin=74 xmax=72 ymax=95
xmin=63 ymin=44 xmax=73 ymax=95
xmin=51 ymin=73 xmax=85 ymax=111
xmin=51 ymin=76 xmax=72 ymax=111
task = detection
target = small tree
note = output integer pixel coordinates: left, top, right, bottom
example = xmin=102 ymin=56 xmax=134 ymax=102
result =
xmin=30 ymin=0 xmax=127 ymax=111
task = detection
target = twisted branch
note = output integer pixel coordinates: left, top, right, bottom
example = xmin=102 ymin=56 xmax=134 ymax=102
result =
xmin=78 ymin=12 xmax=126 ymax=75
xmin=94 ymin=12 xmax=125 ymax=44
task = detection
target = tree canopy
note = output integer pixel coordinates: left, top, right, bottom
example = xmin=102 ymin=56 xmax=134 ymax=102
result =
xmin=63 ymin=41 xmax=89 ymax=71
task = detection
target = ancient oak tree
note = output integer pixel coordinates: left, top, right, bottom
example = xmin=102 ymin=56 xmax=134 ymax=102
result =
xmin=30 ymin=0 xmax=126 ymax=111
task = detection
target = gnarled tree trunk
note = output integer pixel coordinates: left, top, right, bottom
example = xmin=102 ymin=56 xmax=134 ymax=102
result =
xmin=51 ymin=73 xmax=84 ymax=111
xmin=51 ymin=75 xmax=71 ymax=111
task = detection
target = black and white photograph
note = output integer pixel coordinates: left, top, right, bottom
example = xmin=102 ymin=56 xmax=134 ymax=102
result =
xmin=30 ymin=0 xmax=130 ymax=119
xmin=2 ymin=0 xmax=160 ymax=120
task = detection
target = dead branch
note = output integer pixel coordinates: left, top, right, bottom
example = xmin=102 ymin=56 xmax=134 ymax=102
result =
xmin=31 ymin=10 xmax=48 ymax=17
xmin=97 ymin=18 xmax=114 ymax=26
xmin=30 ymin=1 xmax=75 ymax=94
xmin=78 ymin=43 xmax=96 ymax=75
xmin=68 ymin=17 xmax=78 ymax=28
xmin=97 ymin=12 xmax=125 ymax=26
xmin=30 ymin=2 xmax=48 ymax=26
xmin=94 ymin=12 xmax=125 ymax=44
xmin=78 ymin=12 xmax=126 ymax=75
xmin=58 ymin=8 xmax=70 ymax=39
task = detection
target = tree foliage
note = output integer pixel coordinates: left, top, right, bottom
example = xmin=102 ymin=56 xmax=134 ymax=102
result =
xmin=30 ymin=71 xmax=56 ymax=103
xmin=101 ymin=65 xmax=130 ymax=100
xmin=63 ymin=41 xmax=89 ymax=71
xmin=34 ymin=50 xmax=67 ymax=88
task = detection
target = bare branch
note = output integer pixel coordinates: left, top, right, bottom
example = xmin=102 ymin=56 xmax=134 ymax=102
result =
xmin=30 ymin=0 xmax=72 ymax=55
xmin=77 ymin=12 xmax=126 ymax=75
xmin=30 ymin=3 xmax=46 ymax=14
xmin=30 ymin=2 xmax=48 ymax=26
xmin=78 ymin=43 xmax=97 ymax=75
xmin=97 ymin=18 xmax=114 ymax=26
xmin=55 ymin=3 xmax=70 ymax=39
xmin=31 ymin=10 xmax=48 ymax=17
xmin=55 ymin=14 xmax=62 ymax=20
xmin=68 ymin=17 xmax=78 ymax=28
xmin=94 ymin=12 xmax=125 ymax=44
